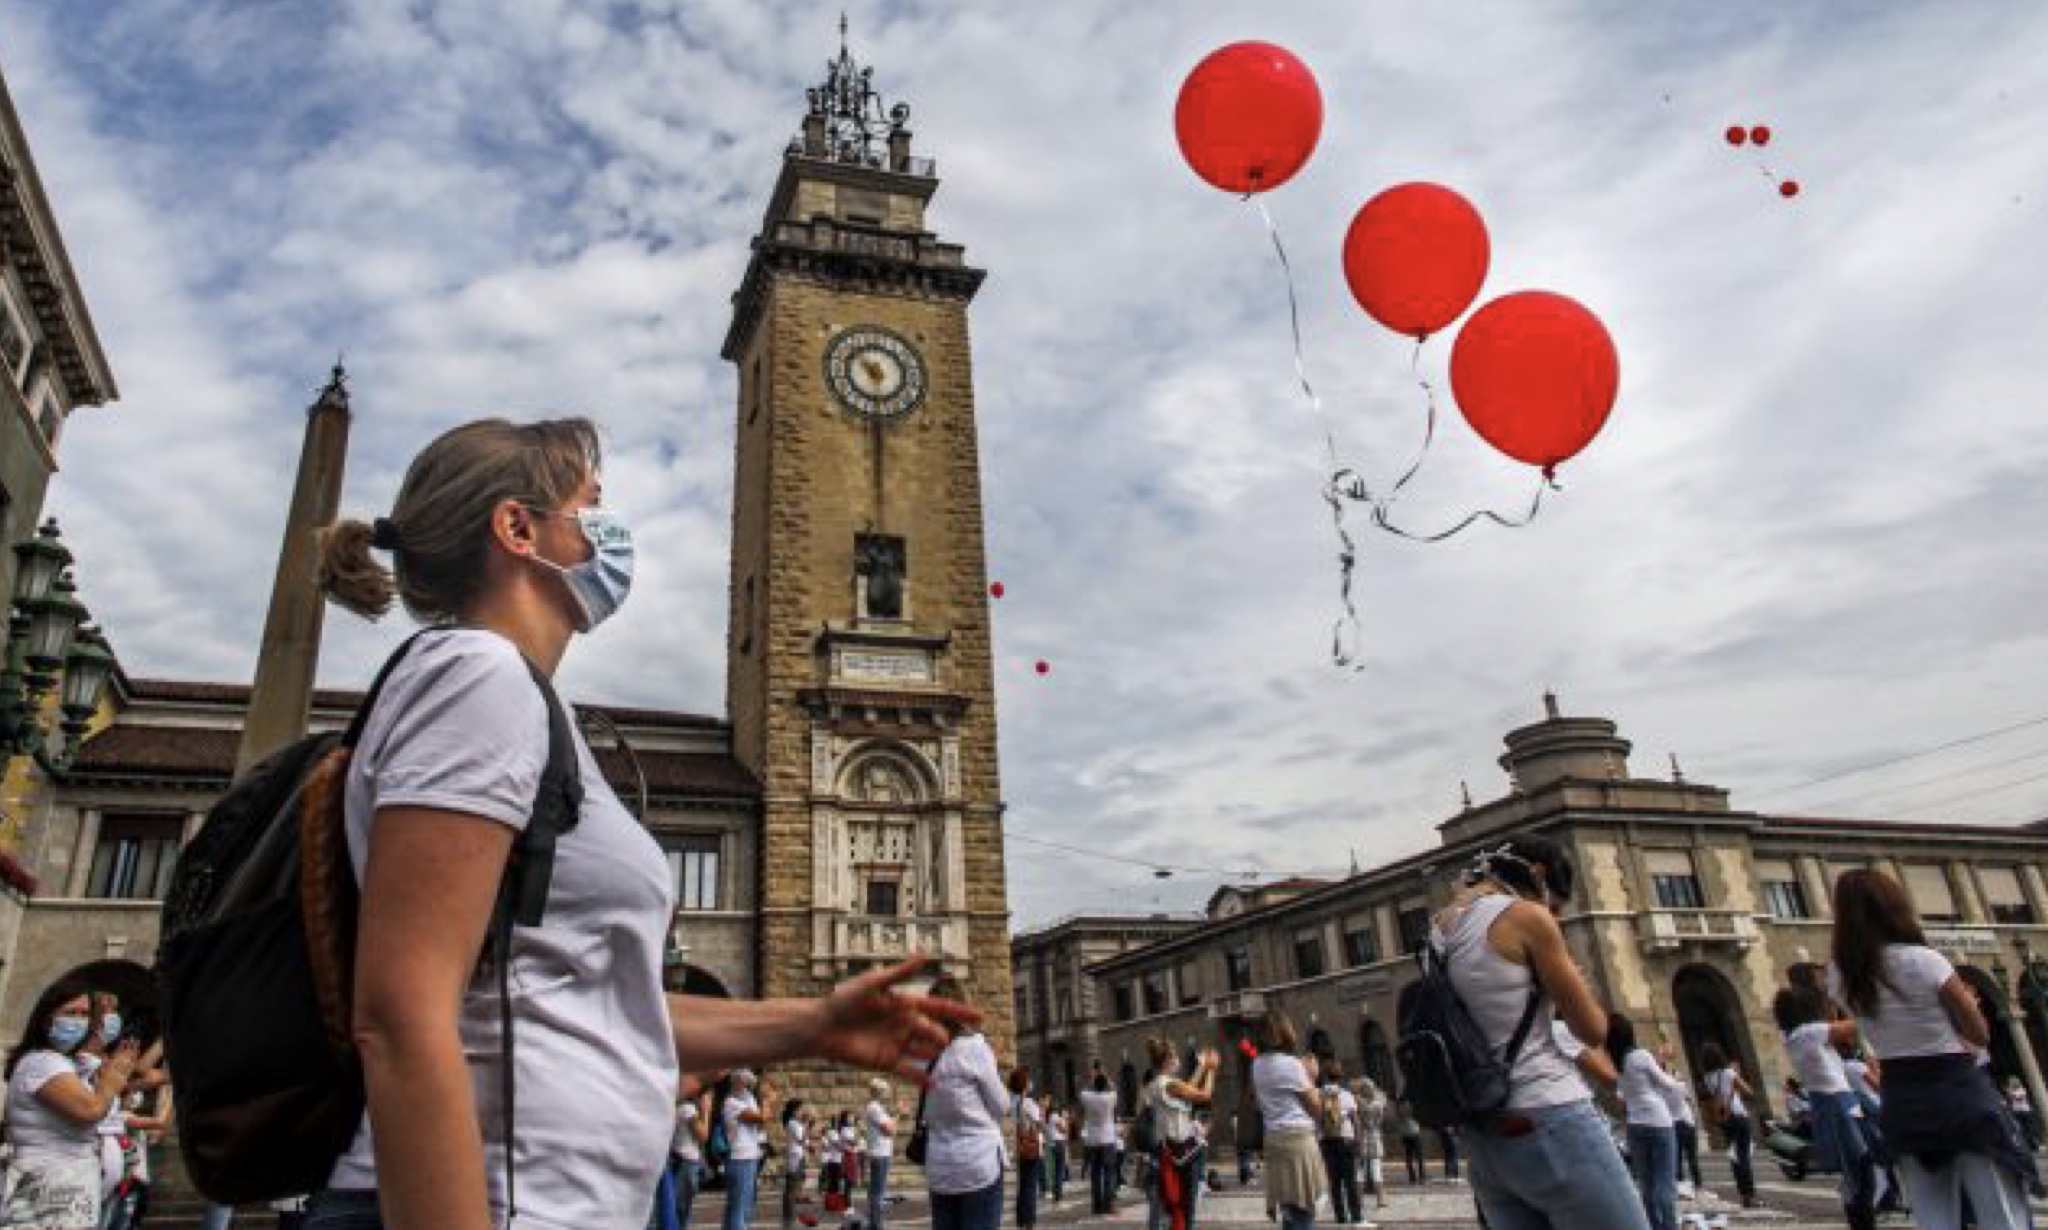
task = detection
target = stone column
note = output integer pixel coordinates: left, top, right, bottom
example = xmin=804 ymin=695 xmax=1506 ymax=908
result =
xmin=1955 ymin=865 xmax=1989 ymax=925
xmin=65 ymin=809 xmax=100 ymax=898
xmin=1797 ymin=856 xmax=1833 ymax=919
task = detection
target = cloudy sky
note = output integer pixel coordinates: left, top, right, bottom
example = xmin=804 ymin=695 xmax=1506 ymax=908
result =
xmin=11 ymin=0 xmax=2048 ymax=927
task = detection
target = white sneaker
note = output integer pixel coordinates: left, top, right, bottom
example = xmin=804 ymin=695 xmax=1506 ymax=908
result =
xmin=1677 ymin=1181 xmax=1696 ymax=1200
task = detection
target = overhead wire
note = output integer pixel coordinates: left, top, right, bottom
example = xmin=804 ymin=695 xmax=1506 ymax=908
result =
xmin=1802 ymin=743 xmax=2048 ymax=815
xmin=1743 ymin=712 xmax=2048 ymax=803
xmin=1003 ymin=829 xmax=1346 ymax=883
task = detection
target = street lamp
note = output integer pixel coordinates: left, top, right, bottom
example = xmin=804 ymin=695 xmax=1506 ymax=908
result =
xmin=1 ymin=520 xmax=116 ymax=773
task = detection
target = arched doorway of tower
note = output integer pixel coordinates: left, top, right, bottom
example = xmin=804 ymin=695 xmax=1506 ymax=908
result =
xmin=667 ymin=963 xmax=732 ymax=998
xmin=1358 ymin=1019 xmax=1396 ymax=1096
xmin=1957 ymin=965 xmax=2025 ymax=1085
xmin=1672 ymin=964 xmax=1762 ymax=1101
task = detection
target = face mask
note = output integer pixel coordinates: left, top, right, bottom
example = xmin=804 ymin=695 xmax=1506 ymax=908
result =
xmin=48 ymin=1015 xmax=89 ymax=1052
xmin=100 ymin=1013 xmax=123 ymax=1047
xmin=529 ymin=507 xmax=634 ymax=632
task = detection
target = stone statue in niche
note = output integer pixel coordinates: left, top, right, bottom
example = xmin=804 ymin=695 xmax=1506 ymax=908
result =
xmin=855 ymin=533 xmax=906 ymax=620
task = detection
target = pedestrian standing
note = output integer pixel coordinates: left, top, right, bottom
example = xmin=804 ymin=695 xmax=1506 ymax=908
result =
xmin=1250 ymin=1012 xmax=1324 ymax=1230
xmin=1663 ymin=1055 xmax=1703 ymax=1198
xmin=1828 ymin=868 xmax=2035 ymax=1230
xmin=4 ymin=976 xmax=139 ymax=1230
xmin=1353 ymin=1078 xmax=1389 ymax=1212
xmin=723 ymin=1071 xmax=773 ymax=1230
xmin=1140 ymin=1039 xmax=1218 ymax=1230
xmin=1775 ymin=984 xmax=1876 ymax=1230
xmin=673 ymin=1086 xmax=710 ymax=1227
xmin=1045 ymin=1100 xmax=1069 ymax=1202
xmin=1393 ymin=1102 xmax=1424 ymax=1185
xmin=780 ymin=1100 xmax=810 ymax=1230
xmin=1079 ymin=1072 xmax=1119 ymax=1214
xmin=1607 ymin=1014 xmax=1682 ymax=1230
xmin=303 ymin=419 xmax=973 ymax=1230
xmin=1434 ymin=1126 xmax=1461 ymax=1183
xmin=1314 ymin=1061 xmax=1365 ymax=1225
xmin=1009 ymin=1068 xmax=1046 ymax=1230
xmin=863 ymin=1078 xmax=895 ymax=1230
xmin=1429 ymin=838 xmax=1649 ymax=1230
xmin=921 ymin=975 xmax=1008 ymax=1230
xmin=1699 ymin=1044 xmax=1757 ymax=1208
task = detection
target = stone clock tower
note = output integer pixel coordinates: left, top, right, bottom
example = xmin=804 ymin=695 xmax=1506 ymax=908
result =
xmin=721 ymin=31 xmax=1013 ymax=1096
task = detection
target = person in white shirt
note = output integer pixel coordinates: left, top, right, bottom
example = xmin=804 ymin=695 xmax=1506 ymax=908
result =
xmin=1079 ymin=1072 xmax=1120 ymax=1214
xmin=781 ymin=1100 xmax=811 ymax=1230
xmin=1659 ymin=1058 xmax=1702 ymax=1199
xmin=4 ymin=977 xmax=141 ymax=1230
xmin=818 ymin=1112 xmax=847 ymax=1207
xmin=1007 ymin=1068 xmax=1047 ymax=1230
xmin=1699 ymin=1045 xmax=1757 ymax=1208
xmin=724 ymin=1071 xmax=774 ymax=1230
xmin=672 ymin=1087 xmax=710 ymax=1227
xmin=1351 ymin=1077 xmax=1389 ymax=1212
xmin=921 ymin=975 xmax=1010 ymax=1230
xmin=1044 ymin=1100 xmax=1070 ymax=1202
xmin=1315 ymin=1061 xmax=1367 ymax=1226
xmin=1775 ymin=983 xmax=1876 ymax=1230
xmin=1250 ymin=1013 xmax=1323 ymax=1230
xmin=1606 ymin=1014 xmax=1685 ymax=1230
xmin=863 ymin=1080 xmax=896 ymax=1230
xmin=1141 ymin=1037 xmax=1218 ymax=1230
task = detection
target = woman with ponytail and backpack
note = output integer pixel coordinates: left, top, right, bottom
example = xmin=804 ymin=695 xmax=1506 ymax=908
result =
xmin=297 ymin=417 xmax=972 ymax=1230
xmin=1422 ymin=837 xmax=1646 ymax=1230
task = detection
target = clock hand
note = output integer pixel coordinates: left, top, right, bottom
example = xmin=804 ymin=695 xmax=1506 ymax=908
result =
xmin=860 ymin=358 xmax=887 ymax=383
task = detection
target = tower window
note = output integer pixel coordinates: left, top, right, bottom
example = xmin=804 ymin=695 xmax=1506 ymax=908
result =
xmin=1646 ymin=850 xmax=1706 ymax=910
xmin=865 ymin=878 xmax=900 ymax=917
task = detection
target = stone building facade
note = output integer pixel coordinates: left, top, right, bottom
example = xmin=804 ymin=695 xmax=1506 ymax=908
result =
xmin=1020 ymin=696 xmax=2048 ymax=1137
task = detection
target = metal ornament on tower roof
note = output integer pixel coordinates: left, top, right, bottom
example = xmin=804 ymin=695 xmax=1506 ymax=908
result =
xmin=803 ymin=15 xmax=911 ymax=168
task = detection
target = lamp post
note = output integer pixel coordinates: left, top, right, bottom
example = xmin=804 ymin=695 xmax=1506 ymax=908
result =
xmin=1 ymin=520 xmax=117 ymax=774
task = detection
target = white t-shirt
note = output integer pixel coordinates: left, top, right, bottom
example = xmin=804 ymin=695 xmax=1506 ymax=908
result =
xmin=1142 ymin=1076 xmax=1194 ymax=1144
xmin=923 ymin=1032 xmax=1010 ymax=1194
xmin=1704 ymin=1068 xmax=1746 ymax=1120
xmin=1046 ymin=1109 xmax=1068 ymax=1144
xmin=5 ymin=1051 xmax=97 ymax=1161
xmin=725 ymin=1090 xmax=765 ymax=1161
xmin=1827 ymin=947 xmax=1968 ymax=1060
xmin=1618 ymin=1050 xmax=1682 ymax=1128
xmin=1550 ymin=1020 xmax=1587 ymax=1062
xmin=1320 ymin=1085 xmax=1359 ymax=1141
xmin=821 ymin=1126 xmax=843 ymax=1166
xmin=865 ymin=1099 xmax=895 ymax=1159
xmin=1785 ymin=1022 xmax=1852 ymax=1094
xmin=326 ymin=630 xmax=677 ymax=1230
xmin=786 ymin=1118 xmax=808 ymax=1168
xmin=1078 ymin=1089 xmax=1117 ymax=1146
xmin=1014 ymin=1095 xmax=1046 ymax=1152
xmin=673 ymin=1101 xmax=702 ymax=1161
xmin=1252 ymin=1053 xmax=1315 ymax=1134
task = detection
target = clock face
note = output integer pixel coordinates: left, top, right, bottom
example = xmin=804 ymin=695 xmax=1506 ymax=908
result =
xmin=825 ymin=327 xmax=927 ymax=420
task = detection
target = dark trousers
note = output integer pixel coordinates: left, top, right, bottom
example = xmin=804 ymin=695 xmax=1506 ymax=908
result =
xmin=1320 ymin=1139 xmax=1362 ymax=1223
xmin=1674 ymin=1121 xmax=1703 ymax=1188
xmin=1017 ymin=1158 xmax=1042 ymax=1229
xmin=1722 ymin=1115 xmax=1756 ymax=1200
xmin=931 ymin=1176 xmax=1004 ymax=1230
xmin=1402 ymin=1137 xmax=1425 ymax=1183
xmin=1049 ymin=1142 xmax=1068 ymax=1199
xmin=1436 ymin=1128 xmax=1461 ymax=1179
xmin=1086 ymin=1144 xmax=1118 ymax=1212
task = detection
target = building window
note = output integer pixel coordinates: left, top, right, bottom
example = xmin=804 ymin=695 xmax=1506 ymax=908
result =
xmin=865 ymin=878 xmax=901 ymax=917
xmin=0 ymin=291 xmax=28 ymax=380
xmin=1397 ymin=902 xmax=1432 ymax=954
xmin=32 ymin=386 xmax=61 ymax=450
xmin=1983 ymin=867 xmax=2036 ymax=925
xmin=1113 ymin=982 xmax=1134 ymax=1022
xmin=1175 ymin=963 xmax=1201 ymax=1007
xmin=1293 ymin=930 xmax=1326 ymax=979
xmin=87 ymin=814 xmax=183 ymax=901
xmin=1646 ymin=850 xmax=1706 ymax=910
xmin=1344 ymin=921 xmax=1380 ymax=967
xmin=1141 ymin=970 xmax=1168 ymax=1016
xmin=1756 ymin=860 xmax=1811 ymax=920
xmin=663 ymin=836 xmax=722 ymax=912
xmin=1904 ymin=863 xmax=1961 ymax=924
xmin=1225 ymin=945 xmax=1252 ymax=991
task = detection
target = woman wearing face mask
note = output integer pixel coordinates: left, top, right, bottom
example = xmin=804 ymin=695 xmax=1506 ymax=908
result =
xmin=307 ymin=419 xmax=973 ymax=1230
xmin=4 ymin=975 xmax=140 ymax=1229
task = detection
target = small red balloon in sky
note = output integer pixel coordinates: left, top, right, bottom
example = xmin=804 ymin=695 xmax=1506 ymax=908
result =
xmin=989 ymin=581 xmax=1005 ymax=599
xmin=1034 ymin=660 xmax=1051 ymax=676
xmin=1780 ymin=179 xmax=1800 ymax=198
xmin=1725 ymin=125 xmax=1747 ymax=146
xmin=1750 ymin=125 xmax=1772 ymax=146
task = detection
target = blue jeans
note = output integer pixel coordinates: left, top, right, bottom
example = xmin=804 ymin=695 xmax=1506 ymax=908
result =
xmin=1017 ymin=1158 xmax=1042 ymax=1228
xmin=867 ymin=1158 xmax=890 ymax=1230
xmin=929 ymin=1176 xmax=1004 ymax=1230
xmin=304 ymin=1190 xmax=383 ymax=1230
xmin=1279 ymin=1203 xmax=1315 ymax=1230
xmin=1087 ymin=1144 xmax=1117 ymax=1212
xmin=1462 ymin=1101 xmax=1651 ymax=1230
xmin=677 ymin=1158 xmax=703 ymax=1226
xmin=724 ymin=1158 xmax=763 ymax=1230
xmin=1626 ymin=1125 xmax=1679 ymax=1230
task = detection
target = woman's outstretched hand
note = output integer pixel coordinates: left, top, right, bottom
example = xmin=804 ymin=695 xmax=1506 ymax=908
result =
xmin=809 ymin=956 xmax=981 ymax=1084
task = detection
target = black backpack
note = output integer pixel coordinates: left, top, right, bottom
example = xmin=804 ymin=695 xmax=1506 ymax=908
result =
xmin=1393 ymin=940 xmax=1540 ymax=1129
xmin=157 ymin=630 xmax=581 ymax=1205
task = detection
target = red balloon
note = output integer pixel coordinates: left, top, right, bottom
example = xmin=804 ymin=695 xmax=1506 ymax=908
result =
xmin=1449 ymin=291 xmax=1620 ymax=471
xmin=1342 ymin=183 xmax=1491 ymax=340
xmin=1174 ymin=42 xmax=1323 ymax=194
xmin=1750 ymin=125 xmax=1772 ymax=146
xmin=1034 ymin=660 xmax=1051 ymax=676
xmin=1725 ymin=125 xmax=1747 ymax=146
xmin=989 ymin=581 xmax=1006 ymax=599
xmin=1779 ymin=179 xmax=1800 ymax=198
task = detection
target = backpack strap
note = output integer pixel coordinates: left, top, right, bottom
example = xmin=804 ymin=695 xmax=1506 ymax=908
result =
xmin=340 ymin=629 xmax=437 ymax=749
xmin=488 ymin=655 xmax=583 ymax=1227
xmin=1420 ymin=929 xmax=1544 ymax=1072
